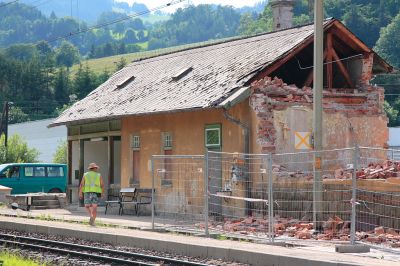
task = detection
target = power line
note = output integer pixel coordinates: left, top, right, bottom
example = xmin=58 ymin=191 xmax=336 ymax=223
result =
xmin=0 ymin=0 xmax=18 ymax=8
xmin=44 ymin=0 xmax=185 ymax=44
xmin=296 ymin=54 xmax=364 ymax=70
xmin=0 ymin=0 xmax=53 ymax=10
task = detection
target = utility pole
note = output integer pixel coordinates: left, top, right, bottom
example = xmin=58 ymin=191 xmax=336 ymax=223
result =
xmin=0 ymin=102 xmax=9 ymax=147
xmin=313 ymin=0 xmax=324 ymax=231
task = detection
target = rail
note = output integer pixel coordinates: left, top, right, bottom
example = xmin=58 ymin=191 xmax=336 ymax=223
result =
xmin=0 ymin=233 xmax=210 ymax=266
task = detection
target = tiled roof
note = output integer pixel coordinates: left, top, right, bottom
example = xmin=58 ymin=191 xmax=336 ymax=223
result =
xmin=51 ymin=20 xmax=331 ymax=127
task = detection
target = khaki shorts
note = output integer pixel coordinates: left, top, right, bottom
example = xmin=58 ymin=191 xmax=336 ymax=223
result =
xmin=84 ymin=192 xmax=99 ymax=205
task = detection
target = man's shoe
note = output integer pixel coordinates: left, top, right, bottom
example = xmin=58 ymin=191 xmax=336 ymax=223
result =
xmin=89 ymin=217 xmax=94 ymax=226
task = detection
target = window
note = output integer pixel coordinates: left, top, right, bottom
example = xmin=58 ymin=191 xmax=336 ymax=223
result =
xmin=205 ymin=124 xmax=221 ymax=148
xmin=130 ymin=134 xmax=140 ymax=185
xmin=48 ymin=166 xmax=64 ymax=177
xmin=161 ymin=132 xmax=173 ymax=186
xmin=162 ymin=132 xmax=172 ymax=150
xmin=116 ymin=75 xmax=135 ymax=89
xmin=0 ymin=166 xmax=20 ymax=178
xmin=131 ymin=135 xmax=140 ymax=150
xmin=25 ymin=166 xmax=46 ymax=177
xmin=172 ymin=67 xmax=193 ymax=81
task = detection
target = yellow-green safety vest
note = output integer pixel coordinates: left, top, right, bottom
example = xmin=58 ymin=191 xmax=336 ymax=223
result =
xmin=82 ymin=171 xmax=102 ymax=193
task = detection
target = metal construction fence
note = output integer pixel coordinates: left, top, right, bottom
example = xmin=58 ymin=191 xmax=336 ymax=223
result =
xmin=150 ymin=147 xmax=400 ymax=248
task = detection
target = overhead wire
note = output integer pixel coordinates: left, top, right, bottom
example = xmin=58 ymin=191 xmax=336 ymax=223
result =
xmin=0 ymin=0 xmax=18 ymax=8
xmin=0 ymin=0 xmax=54 ymax=10
xmin=296 ymin=54 xmax=364 ymax=70
xmin=44 ymin=0 xmax=186 ymax=44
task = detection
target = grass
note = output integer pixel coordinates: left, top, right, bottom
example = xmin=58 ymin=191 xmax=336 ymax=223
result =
xmin=0 ymin=250 xmax=46 ymax=266
xmin=70 ymin=35 xmax=241 ymax=76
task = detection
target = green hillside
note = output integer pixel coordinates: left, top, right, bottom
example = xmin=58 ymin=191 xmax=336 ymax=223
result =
xmin=70 ymin=37 xmax=239 ymax=76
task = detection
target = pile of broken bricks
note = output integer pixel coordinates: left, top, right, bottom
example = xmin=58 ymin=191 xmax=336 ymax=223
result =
xmin=271 ymin=160 xmax=400 ymax=180
xmin=332 ymin=161 xmax=400 ymax=180
xmin=357 ymin=226 xmax=400 ymax=248
xmin=198 ymin=216 xmax=400 ymax=248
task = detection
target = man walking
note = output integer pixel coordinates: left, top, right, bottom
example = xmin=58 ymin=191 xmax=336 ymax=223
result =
xmin=79 ymin=162 xmax=104 ymax=226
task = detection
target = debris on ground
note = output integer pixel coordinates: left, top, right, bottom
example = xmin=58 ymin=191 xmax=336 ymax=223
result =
xmin=199 ymin=215 xmax=400 ymax=248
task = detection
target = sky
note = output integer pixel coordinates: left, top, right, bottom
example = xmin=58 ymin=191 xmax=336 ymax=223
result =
xmin=116 ymin=0 xmax=263 ymax=12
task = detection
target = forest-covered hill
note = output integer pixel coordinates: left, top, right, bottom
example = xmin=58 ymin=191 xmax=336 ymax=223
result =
xmin=1 ymin=0 xmax=400 ymax=125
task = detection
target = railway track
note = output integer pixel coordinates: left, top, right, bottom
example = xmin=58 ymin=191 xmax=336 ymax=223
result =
xmin=0 ymin=233 xmax=211 ymax=266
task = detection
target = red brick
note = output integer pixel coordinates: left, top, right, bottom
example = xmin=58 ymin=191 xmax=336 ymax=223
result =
xmin=374 ymin=226 xmax=385 ymax=235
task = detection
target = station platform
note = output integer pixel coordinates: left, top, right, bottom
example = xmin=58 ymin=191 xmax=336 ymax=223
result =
xmin=0 ymin=206 xmax=399 ymax=266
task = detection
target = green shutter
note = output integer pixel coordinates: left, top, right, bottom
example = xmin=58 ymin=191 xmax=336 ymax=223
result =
xmin=205 ymin=124 xmax=221 ymax=148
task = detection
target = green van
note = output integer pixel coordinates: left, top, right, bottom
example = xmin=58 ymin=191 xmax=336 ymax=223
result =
xmin=0 ymin=163 xmax=67 ymax=194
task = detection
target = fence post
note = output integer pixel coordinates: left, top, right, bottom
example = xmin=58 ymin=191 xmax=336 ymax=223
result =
xmin=151 ymin=156 xmax=155 ymax=230
xmin=350 ymin=145 xmax=359 ymax=245
xmin=204 ymin=151 xmax=209 ymax=237
xmin=267 ymin=153 xmax=274 ymax=243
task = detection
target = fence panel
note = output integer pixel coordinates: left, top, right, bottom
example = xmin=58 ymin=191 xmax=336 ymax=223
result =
xmin=151 ymin=155 xmax=205 ymax=232
xmin=206 ymin=151 xmax=272 ymax=241
xmin=356 ymin=147 xmax=400 ymax=248
xmin=271 ymin=149 xmax=354 ymax=243
xmin=149 ymin=147 xmax=400 ymax=248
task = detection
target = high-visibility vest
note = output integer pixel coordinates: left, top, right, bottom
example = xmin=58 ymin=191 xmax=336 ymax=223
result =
xmin=82 ymin=171 xmax=102 ymax=193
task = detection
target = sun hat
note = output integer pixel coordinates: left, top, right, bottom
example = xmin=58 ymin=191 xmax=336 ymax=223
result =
xmin=88 ymin=162 xmax=99 ymax=170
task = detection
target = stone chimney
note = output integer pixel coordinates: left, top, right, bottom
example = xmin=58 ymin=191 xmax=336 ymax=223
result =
xmin=270 ymin=0 xmax=295 ymax=31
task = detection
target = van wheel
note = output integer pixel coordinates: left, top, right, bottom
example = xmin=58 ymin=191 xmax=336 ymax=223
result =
xmin=48 ymin=188 xmax=62 ymax=193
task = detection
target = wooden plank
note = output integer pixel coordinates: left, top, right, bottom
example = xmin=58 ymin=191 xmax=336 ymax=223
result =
xmin=327 ymin=33 xmax=333 ymax=89
xmin=108 ymin=136 xmax=114 ymax=186
xmin=79 ymin=139 xmax=85 ymax=207
xmin=331 ymin=21 xmax=370 ymax=53
xmin=304 ymin=47 xmax=329 ymax=87
xmin=331 ymin=48 xmax=354 ymax=88
xmin=67 ymin=140 xmax=72 ymax=186
xmin=253 ymin=21 xmax=337 ymax=82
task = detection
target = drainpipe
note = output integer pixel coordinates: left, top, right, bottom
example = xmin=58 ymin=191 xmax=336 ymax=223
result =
xmin=223 ymin=108 xmax=251 ymax=216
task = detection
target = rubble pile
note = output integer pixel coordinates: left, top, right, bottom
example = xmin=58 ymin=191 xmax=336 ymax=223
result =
xmin=199 ymin=216 xmax=400 ymax=248
xmin=357 ymin=226 xmax=400 ymax=248
xmin=271 ymin=161 xmax=400 ymax=180
xmin=332 ymin=161 xmax=400 ymax=180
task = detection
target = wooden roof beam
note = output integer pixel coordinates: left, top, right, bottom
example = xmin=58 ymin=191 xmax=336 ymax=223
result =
xmin=326 ymin=33 xmax=333 ymax=89
xmin=331 ymin=48 xmax=354 ymax=88
xmin=304 ymin=46 xmax=328 ymax=87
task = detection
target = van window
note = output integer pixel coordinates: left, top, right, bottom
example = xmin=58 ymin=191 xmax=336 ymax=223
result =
xmin=48 ymin=166 xmax=64 ymax=177
xmin=25 ymin=166 xmax=46 ymax=177
xmin=1 ymin=166 xmax=20 ymax=178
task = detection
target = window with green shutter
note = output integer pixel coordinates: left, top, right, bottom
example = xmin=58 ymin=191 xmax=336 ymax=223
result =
xmin=205 ymin=124 xmax=221 ymax=148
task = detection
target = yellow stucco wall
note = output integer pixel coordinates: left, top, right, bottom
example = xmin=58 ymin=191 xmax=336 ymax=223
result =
xmin=272 ymin=106 xmax=388 ymax=154
xmin=120 ymin=101 xmax=252 ymax=188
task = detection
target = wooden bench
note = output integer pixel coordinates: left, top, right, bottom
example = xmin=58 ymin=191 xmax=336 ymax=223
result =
xmin=119 ymin=188 xmax=153 ymax=216
xmin=104 ymin=187 xmax=135 ymax=215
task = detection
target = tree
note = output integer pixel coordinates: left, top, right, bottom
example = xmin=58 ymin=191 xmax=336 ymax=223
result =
xmin=102 ymin=42 xmax=114 ymax=57
xmin=375 ymin=13 xmax=400 ymax=68
xmin=124 ymin=28 xmax=138 ymax=43
xmin=8 ymin=106 xmax=29 ymax=124
xmin=4 ymin=44 xmax=38 ymax=61
xmin=73 ymin=63 xmax=97 ymax=99
xmin=137 ymin=30 xmax=146 ymax=42
xmin=55 ymin=41 xmax=80 ymax=68
xmin=0 ymin=134 xmax=39 ymax=164
xmin=53 ymin=141 xmax=67 ymax=164
xmin=115 ymin=57 xmax=127 ymax=71
xmin=54 ymin=67 xmax=71 ymax=105
xmin=384 ymin=101 xmax=399 ymax=127
xmin=118 ymin=43 xmax=127 ymax=54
